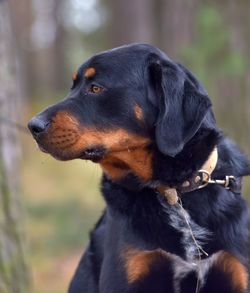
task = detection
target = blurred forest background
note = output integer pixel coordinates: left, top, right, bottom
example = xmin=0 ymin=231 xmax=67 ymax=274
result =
xmin=0 ymin=0 xmax=250 ymax=292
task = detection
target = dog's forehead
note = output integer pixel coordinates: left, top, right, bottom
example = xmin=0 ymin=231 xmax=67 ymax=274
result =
xmin=88 ymin=52 xmax=144 ymax=75
xmin=79 ymin=44 xmax=160 ymax=77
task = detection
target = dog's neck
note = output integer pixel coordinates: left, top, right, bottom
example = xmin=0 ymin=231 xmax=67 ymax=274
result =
xmin=156 ymin=147 xmax=218 ymax=205
xmin=99 ymin=128 xmax=221 ymax=193
xmin=100 ymin=129 xmax=249 ymax=260
xmin=99 ymin=144 xmax=153 ymax=182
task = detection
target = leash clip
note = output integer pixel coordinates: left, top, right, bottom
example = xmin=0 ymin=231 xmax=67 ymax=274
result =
xmin=198 ymin=170 xmax=235 ymax=190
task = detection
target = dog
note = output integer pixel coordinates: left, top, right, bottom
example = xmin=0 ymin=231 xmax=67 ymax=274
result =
xmin=28 ymin=43 xmax=250 ymax=293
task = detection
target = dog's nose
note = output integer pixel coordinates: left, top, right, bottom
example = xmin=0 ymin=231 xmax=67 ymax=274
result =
xmin=28 ymin=117 xmax=50 ymax=137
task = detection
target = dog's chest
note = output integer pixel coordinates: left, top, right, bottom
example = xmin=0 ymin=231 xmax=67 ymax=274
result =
xmin=120 ymin=247 xmax=248 ymax=293
xmin=117 ymin=204 xmax=215 ymax=292
xmin=120 ymin=245 xmax=219 ymax=293
xmin=160 ymin=199 xmax=211 ymax=260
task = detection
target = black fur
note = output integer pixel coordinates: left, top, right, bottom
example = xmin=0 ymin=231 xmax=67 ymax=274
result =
xmin=28 ymin=44 xmax=250 ymax=293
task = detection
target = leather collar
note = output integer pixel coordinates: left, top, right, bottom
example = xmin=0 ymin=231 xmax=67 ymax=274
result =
xmin=157 ymin=147 xmax=241 ymax=205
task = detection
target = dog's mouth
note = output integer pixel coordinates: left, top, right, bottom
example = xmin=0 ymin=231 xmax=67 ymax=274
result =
xmin=36 ymin=137 xmax=150 ymax=166
xmin=32 ymin=117 xmax=152 ymax=173
xmin=80 ymin=146 xmax=106 ymax=162
xmin=35 ymin=137 xmax=107 ymax=162
xmin=33 ymin=128 xmax=153 ymax=182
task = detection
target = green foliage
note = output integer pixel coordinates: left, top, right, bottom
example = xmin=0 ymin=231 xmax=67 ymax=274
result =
xmin=181 ymin=4 xmax=250 ymax=204
xmin=26 ymin=199 xmax=101 ymax=255
xmin=181 ymin=5 xmax=247 ymax=88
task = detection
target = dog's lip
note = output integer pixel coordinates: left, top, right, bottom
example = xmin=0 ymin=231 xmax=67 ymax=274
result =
xmin=35 ymin=142 xmax=151 ymax=162
xmin=34 ymin=138 xmax=107 ymax=161
xmin=35 ymin=141 xmax=49 ymax=154
xmin=80 ymin=146 xmax=107 ymax=162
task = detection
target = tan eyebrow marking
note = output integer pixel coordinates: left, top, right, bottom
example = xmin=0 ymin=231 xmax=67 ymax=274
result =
xmin=84 ymin=67 xmax=96 ymax=78
xmin=72 ymin=71 xmax=78 ymax=81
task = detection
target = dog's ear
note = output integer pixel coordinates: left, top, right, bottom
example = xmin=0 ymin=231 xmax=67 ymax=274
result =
xmin=147 ymin=56 xmax=212 ymax=157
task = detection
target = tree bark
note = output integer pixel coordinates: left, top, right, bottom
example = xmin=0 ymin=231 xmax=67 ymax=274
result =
xmin=0 ymin=1 xmax=30 ymax=292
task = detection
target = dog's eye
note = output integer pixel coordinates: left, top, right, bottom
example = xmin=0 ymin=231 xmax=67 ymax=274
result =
xmin=90 ymin=84 xmax=103 ymax=94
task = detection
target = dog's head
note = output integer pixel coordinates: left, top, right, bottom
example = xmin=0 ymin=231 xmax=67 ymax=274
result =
xmin=28 ymin=44 xmax=215 ymax=183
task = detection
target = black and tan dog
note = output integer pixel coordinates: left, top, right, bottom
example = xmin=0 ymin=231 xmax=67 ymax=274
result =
xmin=28 ymin=44 xmax=250 ymax=293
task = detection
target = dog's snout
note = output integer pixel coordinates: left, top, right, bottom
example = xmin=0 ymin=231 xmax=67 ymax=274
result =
xmin=28 ymin=116 xmax=50 ymax=137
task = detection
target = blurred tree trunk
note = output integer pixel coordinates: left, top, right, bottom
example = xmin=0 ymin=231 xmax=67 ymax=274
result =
xmin=8 ymin=0 xmax=68 ymax=97
xmin=223 ymin=0 xmax=250 ymax=151
xmin=109 ymin=0 xmax=154 ymax=46
xmin=0 ymin=1 xmax=30 ymax=292
xmin=8 ymin=0 xmax=32 ymax=100
xmin=32 ymin=0 xmax=68 ymax=94
xmin=109 ymin=0 xmax=199 ymax=59
xmin=52 ymin=0 xmax=68 ymax=91
xmin=206 ymin=0 xmax=250 ymax=151
xmin=158 ymin=0 xmax=199 ymax=60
